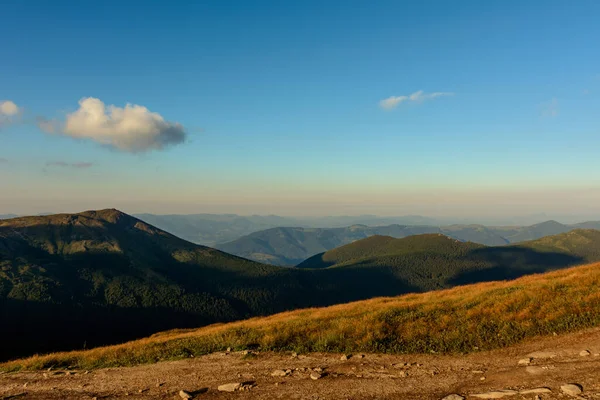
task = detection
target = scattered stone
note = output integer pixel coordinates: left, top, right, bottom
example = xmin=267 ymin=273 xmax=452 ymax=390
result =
xmin=480 ymin=377 xmax=486 ymax=381
xmin=526 ymin=351 xmax=556 ymax=359
xmin=313 ymin=367 xmax=323 ymax=373
xmin=218 ymin=383 xmax=242 ymax=392
xmin=340 ymin=354 xmax=351 ymax=361
xmin=291 ymin=352 xmax=298 ymax=358
xmin=472 ymin=370 xmax=485 ymax=374
xmin=271 ymin=369 xmax=288 ymax=377
xmin=518 ymin=358 xmax=532 ymax=365
xmin=560 ymin=384 xmax=583 ymax=396
xmin=580 ymin=350 xmax=591 ymax=356
xmin=519 ymin=388 xmax=552 ymax=394
xmin=441 ymin=395 xmax=465 ymax=400
xmin=310 ymin=372 xmax=323 ymax=380
xmin=470 ymin=390 xmax=518 ymax=398
xmin=179 ymin=390 xmax=193 ymax=399
xmin=358 ymin=354 xmax=365 ymax=358
xmin=226 ymin=347 xmax=232 ymax=352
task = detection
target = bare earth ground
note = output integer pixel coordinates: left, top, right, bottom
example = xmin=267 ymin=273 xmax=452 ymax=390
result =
xmin=2 ymin=327 xmax=600 ymax=400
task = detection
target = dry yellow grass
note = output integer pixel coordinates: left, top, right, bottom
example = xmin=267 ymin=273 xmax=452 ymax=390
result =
xmin=3 ymin=261 xmax=600 ymax=372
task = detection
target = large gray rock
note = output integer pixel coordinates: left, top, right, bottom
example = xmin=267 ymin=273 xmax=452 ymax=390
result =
xmin=218 ymin=383 xmax=242 ymax=392
xmin=560 ymin=384 xmax=583 ymax=396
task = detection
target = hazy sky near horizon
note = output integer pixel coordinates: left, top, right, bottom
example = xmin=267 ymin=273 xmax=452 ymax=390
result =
xmin=1 ymin=0 xmax=600 ymax=217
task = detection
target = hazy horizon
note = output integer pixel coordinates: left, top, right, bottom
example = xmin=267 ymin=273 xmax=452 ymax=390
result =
xmin=2 ymin=206 xmax=600 ymax=226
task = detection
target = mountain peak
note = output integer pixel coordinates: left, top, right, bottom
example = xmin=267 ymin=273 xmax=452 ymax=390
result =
xmin=535 ymin=220 xmax=565 ymax=227
xmin=79 ymin=208 xmax=131 ymax=224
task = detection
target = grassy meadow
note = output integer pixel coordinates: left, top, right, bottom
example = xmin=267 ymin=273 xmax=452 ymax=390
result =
xmin=3 ymin=261 xmax=600 ymax=372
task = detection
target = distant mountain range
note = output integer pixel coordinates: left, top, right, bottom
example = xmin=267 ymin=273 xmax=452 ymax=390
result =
xmin=217 ymin=220 xmax=600 ymax=265
xmin=132 ymin=213 xmax=600 ymax=247
xmin=2 ymin=210 xmax=600 ymax=360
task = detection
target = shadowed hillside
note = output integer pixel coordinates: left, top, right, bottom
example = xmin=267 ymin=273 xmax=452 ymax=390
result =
xmin=2 ymin=211 xmax=599 ymax=361
xmin=297 ymin=230 xmax=600 ymax=272
xmin=4 ymin=261 xmax=600 ymax=372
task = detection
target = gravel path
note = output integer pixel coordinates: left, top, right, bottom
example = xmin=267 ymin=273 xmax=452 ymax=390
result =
xmin=2 ymin=327 xmax=600 ymax=400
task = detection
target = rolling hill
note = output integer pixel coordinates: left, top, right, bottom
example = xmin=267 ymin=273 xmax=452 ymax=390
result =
xmin=0 ymin=210 xmax=318 ymax=360
xmin=2 ymin=210 xmax=600 ymax=361
xmin=488 ymin=220 xmax=572 ymax=242
xmin=298 ymin=229 xmax=600 ymax=277
xmin=4 ymin=260 xmax=600 ymax=372
xmin=216 ymin=224 xmax=511 ymax=265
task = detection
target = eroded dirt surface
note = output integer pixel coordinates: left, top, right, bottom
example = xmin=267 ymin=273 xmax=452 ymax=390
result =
xmin=2 ymin=328 xmax=600 ymax=400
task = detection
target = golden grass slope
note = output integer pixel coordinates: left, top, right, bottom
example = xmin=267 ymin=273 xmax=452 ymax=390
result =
xmin=3 ymin=261 xmax=600 ymax=372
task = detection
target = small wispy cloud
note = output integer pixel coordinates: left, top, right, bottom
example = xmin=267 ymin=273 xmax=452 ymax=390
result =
xmin=36 ymin=116 xmax=61 ymax=133
xmin=0 ymin=157 xmax=8 ymax=164
xmin=540 ymin=98 xmax=559 ymax=118
xmin=46 ymin=161 xmax=94 ymax=169
xmin=379 ymin=90 xmax=454 ymax=110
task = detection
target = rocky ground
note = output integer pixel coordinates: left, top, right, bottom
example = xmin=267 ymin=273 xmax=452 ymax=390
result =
xmin=1 ymin=327 xmax=599 ymax=400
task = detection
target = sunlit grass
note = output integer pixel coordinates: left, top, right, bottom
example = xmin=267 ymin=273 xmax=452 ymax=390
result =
xmin=3 ymin=261 xmax=600 ymax=372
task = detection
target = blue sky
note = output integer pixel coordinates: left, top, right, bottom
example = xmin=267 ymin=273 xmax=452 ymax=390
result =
xmin=1 ymin=0 xmax=599 ymax=217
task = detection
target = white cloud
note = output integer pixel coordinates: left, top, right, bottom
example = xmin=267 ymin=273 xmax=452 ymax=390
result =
xmin=541 ymin=98 xmax=559 ymax=118
xmin=0 ymin=100 xmax=21 ymax=128
xmin=55 ymin=97 xmax=186 ymax=152
xmin=0 ymin=100 xmax=19 ymax=116
xmin=379 ymin=90 xmax=453 ymax=110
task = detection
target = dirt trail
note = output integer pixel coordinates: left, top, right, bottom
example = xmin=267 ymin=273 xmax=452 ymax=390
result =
xmin=2 ymin=327 xmax=600 ymax=400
